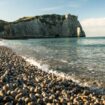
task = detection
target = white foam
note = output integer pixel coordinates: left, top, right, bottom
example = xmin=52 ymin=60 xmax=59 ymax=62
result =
xmin=23 ymin=56 xmax=105 ymax=94
xmin=22 ymin=56 xmax=92 ymax=87
xmin=0 ymin=40 xmax=5 ymax=46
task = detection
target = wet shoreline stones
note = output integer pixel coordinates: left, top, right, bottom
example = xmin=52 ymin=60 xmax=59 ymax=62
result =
xmin=0 ymin=46 xmax=105 ymax=105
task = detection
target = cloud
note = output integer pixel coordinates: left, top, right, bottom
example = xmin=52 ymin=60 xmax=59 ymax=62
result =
xmin=81 ymin=18 xmax=105 ymax=27
xmin=68 ymin=3 xmax=80 ymax=8
xmin=81 ymin=0 xmax=88 ymax=1
xmin=81 ymin=18 xmax=105 ymax=36
xmin=36 ymin=0 xmax=82 ymax=12
xmin=36 ymin=6 xmax=63 ymax=12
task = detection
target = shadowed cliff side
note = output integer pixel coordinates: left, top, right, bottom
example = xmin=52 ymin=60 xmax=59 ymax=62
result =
xmin=0 ymin=14 xmax=85 ymax=39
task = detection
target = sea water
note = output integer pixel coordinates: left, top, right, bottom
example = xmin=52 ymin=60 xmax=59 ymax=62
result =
xmin=0 ymin=37 xmax=105 ymax=88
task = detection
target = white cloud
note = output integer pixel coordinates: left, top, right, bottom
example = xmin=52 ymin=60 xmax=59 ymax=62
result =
xmin=81 ymin=18 xmax=105 ymax=27
xmin=37 ymin=3 xmax=79 ymax=12
xmin=68 ymin=3 xmax=80 ymax=8
xmin=36 ymin=0 xmax=82 ymax=12
xmin=81 ymin=18 xmax=105 ymax=37
xmin=36 ymin=6 xmax=61 ymax=12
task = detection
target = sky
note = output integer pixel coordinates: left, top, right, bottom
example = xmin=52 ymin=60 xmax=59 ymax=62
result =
xmin=0 ymin=0 xmax=105 ymax=37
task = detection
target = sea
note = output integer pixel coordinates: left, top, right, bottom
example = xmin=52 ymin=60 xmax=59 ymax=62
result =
xmin=0 ymin=37 xmax=105 ymax=90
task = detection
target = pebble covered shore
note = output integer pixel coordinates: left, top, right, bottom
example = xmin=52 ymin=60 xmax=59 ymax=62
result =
xmin=0 ymin=46 xmax=105 ymax=105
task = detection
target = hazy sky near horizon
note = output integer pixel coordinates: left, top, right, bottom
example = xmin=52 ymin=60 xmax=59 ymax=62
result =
xmin=0 ymin=0 xmax=105 ymax=37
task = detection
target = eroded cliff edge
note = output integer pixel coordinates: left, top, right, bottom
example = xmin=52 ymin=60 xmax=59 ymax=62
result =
xmin=0 ymin=14 xmax=85 ymax=39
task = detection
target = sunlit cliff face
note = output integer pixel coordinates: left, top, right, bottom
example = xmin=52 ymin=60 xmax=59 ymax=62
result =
xmin=81 ymin=18 xmax=105 ymax=37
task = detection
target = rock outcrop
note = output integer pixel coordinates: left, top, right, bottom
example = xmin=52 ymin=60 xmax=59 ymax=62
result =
xmin=0 ymin=14 xmax=85 ymax=39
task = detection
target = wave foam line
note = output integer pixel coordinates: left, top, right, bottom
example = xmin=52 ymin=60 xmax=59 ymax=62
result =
xmin=22 ymin=56 xmax=105 ymax=94
xmin=22 ymin=56 xmax=90 ymax=86
xmin=0 ymin=40 xmax=5 ymax=46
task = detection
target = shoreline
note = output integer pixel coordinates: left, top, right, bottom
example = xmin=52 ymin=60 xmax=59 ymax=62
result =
xmin=23 ymin=56 xmax=105 ymax=92
xmin=0 ymin=46 xmax=105 ymax=104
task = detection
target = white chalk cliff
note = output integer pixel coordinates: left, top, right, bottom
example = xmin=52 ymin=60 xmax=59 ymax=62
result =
xmin=0 ymin=14 xmax=85 ymax=39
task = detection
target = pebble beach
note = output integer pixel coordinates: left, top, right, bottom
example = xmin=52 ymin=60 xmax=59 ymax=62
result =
xmin=0 ymin=46 xmax=105 ymax=105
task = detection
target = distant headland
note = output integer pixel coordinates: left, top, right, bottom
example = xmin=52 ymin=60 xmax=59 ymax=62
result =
xmin=0 ymin=14 xmax=85 ymax=39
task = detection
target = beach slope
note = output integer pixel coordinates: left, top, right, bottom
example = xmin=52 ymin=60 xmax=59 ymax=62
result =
xmin=0 ymin=46 xmax=104 ymax=104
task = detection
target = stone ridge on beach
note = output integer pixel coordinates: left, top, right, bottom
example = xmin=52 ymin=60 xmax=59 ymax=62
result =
xmin=0 ymin=46 xmax=105 ymax=104
xmin=0 ymin=14 xmax=85 ymax=39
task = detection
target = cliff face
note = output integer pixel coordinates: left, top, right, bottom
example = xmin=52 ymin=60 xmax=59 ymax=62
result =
xmin=0 ymin=20 xmax=8 ymax=35
xmin=0 ymin=14 xmax=85 ymax=38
